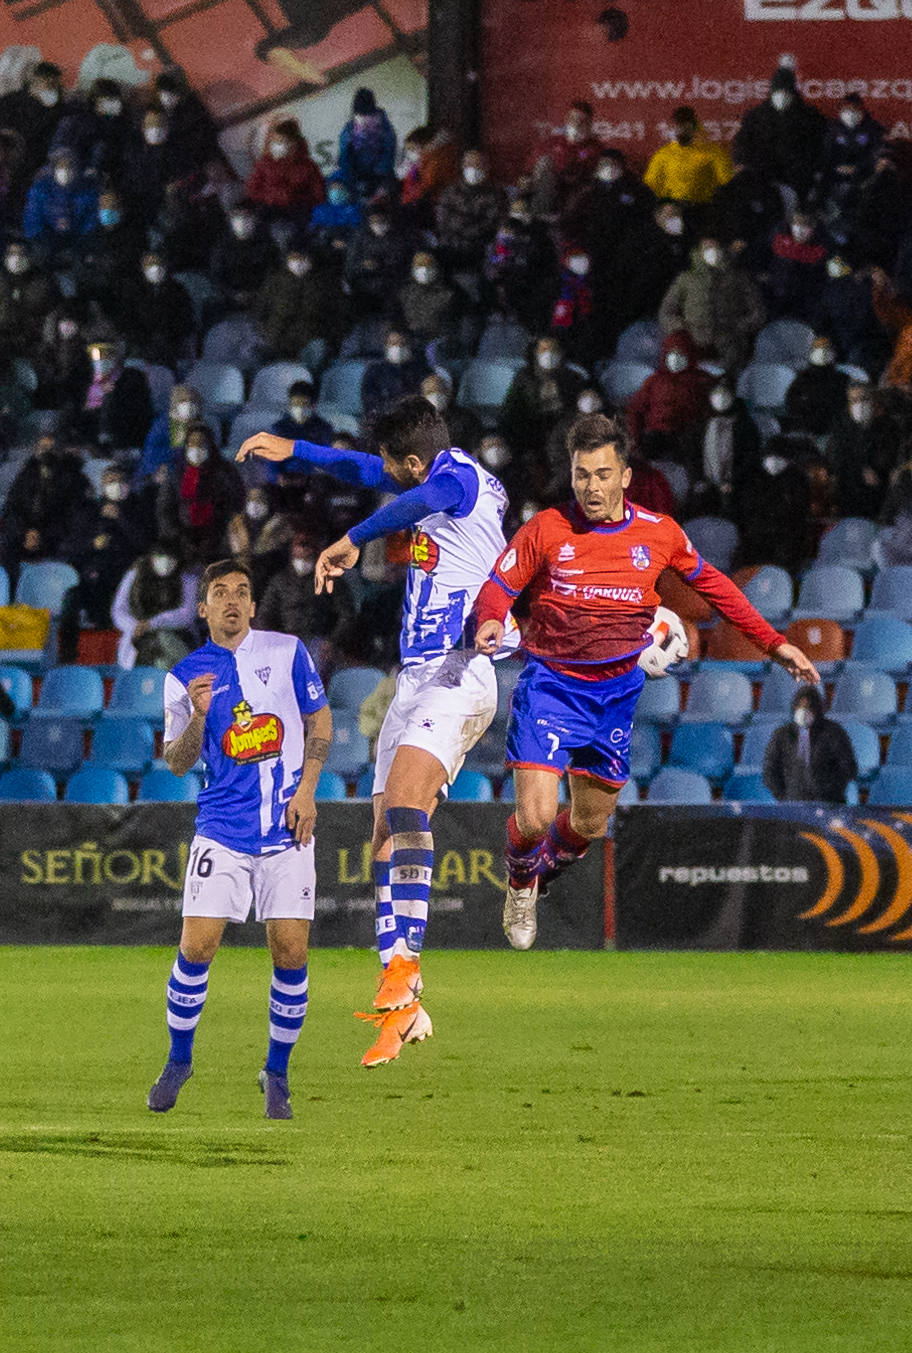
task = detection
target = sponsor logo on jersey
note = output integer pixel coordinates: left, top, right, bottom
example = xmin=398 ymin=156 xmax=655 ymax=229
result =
xmin=558 ymin=543 xmax=575 ymax=561
xmin=221 ymin=699 xmax=284 ymax=763
xmin=500 ymin=547 xmax=517 ymax=573
xmin=409 ymin=529 xmax=440 ymax=574
xmin=630 ymin=544 xmax=651 ymax=571
xmin=256 ymin=666 xmax=271 ymax=686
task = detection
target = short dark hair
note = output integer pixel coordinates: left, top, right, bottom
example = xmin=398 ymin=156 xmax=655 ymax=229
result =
xmin=567 ymin=413 xmax=629 ymax=467
xmin=570 ymin=100 xmax=593 ymax=120
xmin=199 ymin=558 xmax=254 ymax=604
xmin=371 ymin=395 xmax=450 ymax=465
xmin=33 ymin=62 xmax=61 ymax=82
xmin=673 ymin=105 xmax=697 ymax=124
xmin=288 ymin=379 xmax=316 ymax=400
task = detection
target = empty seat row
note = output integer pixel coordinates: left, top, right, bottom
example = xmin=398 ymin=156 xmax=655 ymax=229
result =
xmin=0 ymin=766 xmax=201 ymax=803
xmin=0 ymin=665 xmax=166 ymax=722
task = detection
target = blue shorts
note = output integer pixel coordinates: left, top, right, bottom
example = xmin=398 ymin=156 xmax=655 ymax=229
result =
xmin=505 ymin=658 xmax=646 ymax=787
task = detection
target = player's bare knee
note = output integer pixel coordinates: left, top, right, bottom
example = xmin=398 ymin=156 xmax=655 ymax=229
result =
xmin=569 ymin=810 xmax=609 ymax=841
xmin=516 ymin=803 xmax=555 ymax=840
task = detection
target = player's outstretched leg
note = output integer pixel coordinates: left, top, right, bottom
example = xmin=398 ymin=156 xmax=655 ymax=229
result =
xmin=356 ymin=1000 xmax=434 ymax=1068
xmin=373 ymin=807 xmax=430 ymax=1011
xmin=147 ymin=951 xmax=210 ymax=1112
xmin=258 ymin=963 xmax=308 ymax=1120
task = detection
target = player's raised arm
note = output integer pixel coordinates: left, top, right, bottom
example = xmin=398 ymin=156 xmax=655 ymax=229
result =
xmin=237 ymin=431 xmax=396 ymax=491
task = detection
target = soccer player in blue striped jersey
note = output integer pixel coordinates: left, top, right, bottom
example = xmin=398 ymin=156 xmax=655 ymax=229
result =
xmin=146 ymin=558 xmax=333 ymax=1119
xmin=238 ymin=397 xmax=516 ymax=1066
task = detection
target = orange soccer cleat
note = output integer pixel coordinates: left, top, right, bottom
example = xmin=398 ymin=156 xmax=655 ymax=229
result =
xmin=372 ymin=953 xmax=423 ymax=1011
xmin=356 ymin=1001 xmax=433 ymax=1068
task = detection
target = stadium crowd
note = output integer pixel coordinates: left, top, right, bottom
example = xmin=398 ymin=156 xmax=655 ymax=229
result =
xmin=1 ymin=54 xmax=912 ymax=802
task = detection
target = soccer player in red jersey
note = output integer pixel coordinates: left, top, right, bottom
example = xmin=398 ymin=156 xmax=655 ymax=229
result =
xmin=472 ymin=413 xmax=820 ymax=948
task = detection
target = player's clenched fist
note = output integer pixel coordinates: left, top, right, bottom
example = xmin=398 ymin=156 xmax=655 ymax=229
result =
xmin=187 ymin=673 xmax=216 ymax=717
xmin=475 ymin=619 xmax=504 ymax=655
xmin=236 ymin=432 xmax=295 ymax=464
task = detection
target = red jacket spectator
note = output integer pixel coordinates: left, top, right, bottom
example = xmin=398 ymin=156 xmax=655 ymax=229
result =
xmin=626 ymin=330 xmax=712 ymax=465
xmin=246 ymin=119 xmax=325 ymax=215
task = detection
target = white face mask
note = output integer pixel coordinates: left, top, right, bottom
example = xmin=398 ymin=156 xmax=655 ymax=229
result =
xmin=412 ymin=266 xmax=434 ymax=285
xmin=809 ymin=347 xmax=834 ymax=366
xmin=849 ymin=400 xmax=873 ymax=425
xmin=35 ymin=87 xmax=59 ymax=107
xmin=386 ymin=345 xmax=408 ymax=365
xmin=5 ymin=253 xmax=28 ymax=274
xmin=770 ymin=90 xmax=793 ymax=112
xmin=185 ymin=445 xmax=208 ymax=466
xmin=463 ymin=167 xmax=485 ymax=186
xmin=793 ymin=706 xmax=814 ymax=728
xmin=537 ymin=350 xmax=560 ymax=371
xmin=577 ymin=393 xmax=601 ymax=414
xmin=270 ymin=141 xmax=290 ymax=159
xmin=763 ymin=454 xmax=789 ymax=476
xmin=520 ymin=501 xmax=537 ymax=522
xmin=565 ymin=124 xmax=585 ymax=144
xmin=144 ymin=265 xmax=165 ymax=284
xmin=97 ymin=99 xmax=122 ymax=117
xmin=663 ymin=215 xmax=684 ymax=236
xmin=289 ymin=402 xmax=311 ymax=423
xmin=158 ymin=90 xmax=179 ymax=110
xmin=291 ymin=555 xmax=314 ymax=576
xmin=710 ymin=389 xmax=734 ymax=413
xmin=702 ymin=247 xmax=721 ymax=268
xmin=791 ymin=223 xmax=813 ymax=242
xmin=369 ymin=220 xmax=389 ymax=237
xmin=827 ymin=258 xmax=847 ymax=279
xmin=54 ymin=168 xmax=75 ymax=187
xmin=666 ymin=351 xmax=688 ymax=374
xmin=287 ymin=257 xmax=309 ymax=277
xmin=152 ymin=554 xmax=176 ymax=578
xmin=104 ymin=481 xmax=129 ymax=502
xmin=58 ymin=319 xmax=78 ymax=340
xmin=481 ymin=442 xmax=509 ymax=470
xmin=840 ymin=108 xmax=862 ymax=129
xmin=173 ymin=402 xmax=197 ymax=422
xmin=567 ymin=255 xmax=590 ymax=277
xmin=597 ymin=163 xmax=622 ymax=184
xmin=231 ymin=217 xmax=255 ymax=239
xmin=143 ymin=126 xmax=167 ymax=146
xmin=246 ymin=500 xmax=268 ymax=520
xmin=424 ymin=391 xmax=447 ymax=413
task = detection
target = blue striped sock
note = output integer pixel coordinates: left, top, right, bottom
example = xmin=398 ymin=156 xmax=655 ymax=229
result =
xmin=386 ymin=806 xmax=433 ymax=959
xmin=166 ymin=951 xmax=210 ymax=1064
xmin=374 ymin=859 xmax=396 ymax=968
xmin=266 ymin=964 xmax=308 ymax=1075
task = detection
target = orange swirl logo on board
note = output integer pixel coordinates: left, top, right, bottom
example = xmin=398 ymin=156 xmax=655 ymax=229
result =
xmin=410 ymin=529 xmax=440 ymax=574
xmin=222 ymin=700 xmax=284 ymax=763
xmin=799 ymin=813 xmax=912 ymax=942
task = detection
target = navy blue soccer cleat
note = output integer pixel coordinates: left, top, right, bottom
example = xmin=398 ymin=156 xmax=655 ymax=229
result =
xmin=258 ymin=1068 xmax=293 ymax=1120
xmin=147 ymin=1060 xmax=193 ymax=1112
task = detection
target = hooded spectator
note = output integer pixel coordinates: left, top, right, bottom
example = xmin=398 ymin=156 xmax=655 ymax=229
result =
xmin=22 ymin=147 xmax=98 ymax=264
xmin=156 ymin=422 xmax=245 ymax=562
xmin=0 ymin=239 xmax=58 ymax=359
xmin=245 ymin=119 xmax=324 ymax=221
xmin=210 ymin=201 xmax=279 ymax=309
xmin=530 ymin=100 xmax=602 ymax=222
xmin=254 ymin=244 xmax=347 ymax=358
xmin=483 ymin=196 xmax=559 ymax=334
xmin=763 ymin=685 xmax=856 ymax=805
xmin=123 ymin=107 xmax=194 ymax=223
xmin=732 ymin=63 xmax=826 ymax=200
xmin=768 ymin=209 xmax=828 ymax=321
xmin=0 ymin=434 xmax=91 ymax=586
xmin=0 ymin=62 xmax=64 ymax=190
xmin=50 ymin=77 xmax=131 ymax=182
xmin=337 ymin=87 xmax=397 ymax=201
xmin=813 ymin=95 xmax=884 ymax=215
xmin=499 ymin=337 xmax=585 ymax=483
xmin=784 ymin=336 xmax=848 ymax=438
xmin=344 ymin=204 xmax=411 ymax=314
xmin=397 ymin=250 xmax=455 ymax=342
xmin=361 ymin=328 xmax=429 ymax=416
xmin=111 ymin=540 xmax=199 ymax=669
xmin=658 ymin=237 xmax=765 ymax=371
xmin=644 ymin=106 xmax=732 ymax=208
xmin=435 ymin=151 xmax=506 ymax=272
xmin=309 ymin=173 xmax=363 ymax=258
xmin=626 ymin=330 xmax=712 ymax=467
xmin=827 ymin=382 xmax=897 ymax=519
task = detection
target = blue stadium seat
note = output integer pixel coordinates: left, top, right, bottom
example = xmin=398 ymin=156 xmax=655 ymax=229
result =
xmin=64 ymin=767 xmax=130 ymax=805
xmin=32 ymin=666 xmax=104 ymax=720
xmin=740 ymin=566 xmax=793 ymax=624
xmin=646 ymin=767 xmax=713 ymax=804
xmin=816 ymin=518 xmax=879 ymax=576
xmin=738 ymin=719 xmax=779 ymax=771
xmin=355 ymin=769 xmax=375 ymax=798
xmin=629 ymin=723 xmax=661 ymax=783
xmin=185 ymin=361 xmax=245 ymax=417
xmin=0 ymin=664 xmax=33 ymax=719
xmin=456 ymin=358 xmax=524 ymax=423
xmin=15 ymin=561 xmax=79 ymax=616
xmin=327 ymin=666 xmax=385 ymax=711
xmin=103 ymin=668 xmax=166 ymax=723
xmin=202 ymin=316 xmax=264 ymax=372
xmin=614 ymin=319 xmax=663 ymax=366
xmin=124 ymin=359 xmax=174 ymax=415
xmin=835 ymin=718 xmax=881 ymax=782
xmin=477 ymin=321 xmax=531 ymax=359
xmin=752 ymin=319 xmax=815 ymax=367
xmin=449 ymin=769 xmax=495 ymax=801
xmin=793 ymin=565 xmax=865 ymax=624
xmin=0 ymin=767 xmax=56 ymax=801
xmin=315 ymin=770 xmax=347 ymax=800
xmin=651 ymin=459 xmax=690 ymax=506
xmin=88 ymin=718 xmax=155 ymax=776
xmin=830 ymin=668 xmax=897 ymax=729
xmin=722 ymin=769 xmax=776 ymax=802
xmin=616 ymin=777 xmax=642 ymax=806
xmin=736 ymin=361 xmax=796 ymax=411
xmin=866 ymin=766 xmax=912 ymax=806
xmin=596 ymin=359 xmax=653 ymax=405
xmin=19 ymin=717 xmax=84 ymax=776
xmin=886 ymin=722 xmax=912 ymax=767
xmin=223 ymin=409 xmax=278 ymax=462
xmin=679 ymin=669 xmax=753 ymax=726
xmin=137 ymin=768 xmax=202 ymax=802
xmin=669 ymin=722 xmax=734 ymax=783
xmin=682 ymin=517 xmax=739 ymax=573
xmin=322 ymin=711 xmax=370 ymax=780
xmin=0 ymin=566 xmax=8 ymax=606
xmin=249 ymin=362 xmax=314 ymax=409
xmin=867 ymin=565 xmax=912 ymax=621
xmin=634 ymin=674 xmax=681 ymax=725
xmin=756 ymin=665 xmax=822 ymax=717
xmin=318 ymin=359 xmax=370 ymax=416
xmin=0 ymin=717 xmax=9 ymax=765
xmin=173 ymin=270 xmax=218 ymax=327
xmin=847 ymin=616 xmax=912 ymax=676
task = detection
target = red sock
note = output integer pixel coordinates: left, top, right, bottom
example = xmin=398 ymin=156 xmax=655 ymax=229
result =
xmin=551 ymin=808 xmax=590 ymax=857
xmin=506 ymin=813 xmax=549 ymax=887
xmin=506 ymin=813 xmax=547 ymax=854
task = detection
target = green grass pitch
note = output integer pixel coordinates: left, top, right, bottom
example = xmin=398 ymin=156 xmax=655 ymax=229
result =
xmin=2 ymin=946 xmax=911 ymax=1353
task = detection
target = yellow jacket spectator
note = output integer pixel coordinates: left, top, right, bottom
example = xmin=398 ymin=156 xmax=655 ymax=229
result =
xmin=644 ymin=107 xmax=732 ymax=206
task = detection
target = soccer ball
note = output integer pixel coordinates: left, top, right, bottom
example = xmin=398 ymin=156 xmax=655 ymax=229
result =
xmin=637 ymin=606 xmax=689 ymax=678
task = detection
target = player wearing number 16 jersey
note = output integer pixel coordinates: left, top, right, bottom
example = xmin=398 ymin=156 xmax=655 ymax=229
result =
xmin=473 ymin=414 xmax=820 ymax=949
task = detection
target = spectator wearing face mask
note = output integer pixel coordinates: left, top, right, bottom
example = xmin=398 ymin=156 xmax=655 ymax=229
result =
xmin=0 ymin=435 xmax=91 ymax=587
xmin=626 ymin=330 xmax=712 ymax=469
xmin=22 ymin=148 xmax=98 ymax=265
xmin=813 ymin=95 xmax=884 ymax=216
xmin=254 ymin=245 xmax=347 ymax=359
xmin=783 ymin=337 xmax=848 ymax=438
xmin=123 ymin=109 xmax=194 ymax=224
xmin=81 ymin=339 xmax=154 ymax=451
xmin=344 ymin=205 xmax=411 ymax=315
xmin=699 ymin=380 xmax=761 ymax=506
xmin=644 ymin=106 xmax=732 ymax=211
xmin=580 ymin=149 xmax=654 ymax=272
xmin=153 ymin=71 xmax=221 ymax=170
xmin=420 ymin=372 xmax=481 ymax=455
xmin=397 ymin=250 xmax=455 ymax=343
xmin=73 ymin=190 xmax=144 ymax=310
xmin=270 ymin=380 xmax=333 ymax=447
xmin=531 ymin=100 xmax=603 ymax=224
xmin=361 ymin=329 xmax=429 ymax=417
xmin=255 ymin=533 xmax=356 ymax=678
xmin=734 ymin=436 xmax=812 ymax=570
xmin=596 ymin=201 xmax=691 ymax=356
xmin=400 ymin=126 xmax=459 ymax=230
xmin=50 ymin=78 xmax=131 ymax=183
xmin=763 ymin=686 xmax=856 ymax=805
xmin=483 ymin=197 xmax=559 ymax=334
xmin=767 ymin=210 xmax=828 ymax=322
xmin=0 ymin=62 xmax=65 ymax=191
xmin=210 ymin=202 xmax=279 ymax=310
xmin=123 ymin=252 xmax=196 ymax=367
xmin=659 ymin=237 xmax=765 ymax=371
xmin=111 ymin=541 xmax=199 ymax=669
xmin=0 ymin=239 xmax=59 ymax=360
xmin=135 ymin=385 xmax=204 ymax=487
xmin=337 ymin=87 xmax=397 ymax=202
xmin=309 ymin=173 xmax=363 ymax=259
xmin=732 ymin=63 xmax=826 ymax=201
xmin=245 ymin=119 xmax=325 ymax=221
xmin=32 ymin=306 xmax=93 ymax=421
xmin=435 ymin=151 xmax=506 ymax=273
xmin=499 ymin=338 xmax=585 ymax=485
xmin=705 ymin=160 xmax=784 ymax=271
xmin=550 ymin=247 xmax=594 ymax=365
xmin=544 ymin=388 xmax=611 ymax=502
xmin=226 ymin=484 xmax=295 ymax=590
xmin=827 ymin=383 xmax=896 ymax=519
xmin=814 ymin=255 xmax=892 ymax=378
xmin=156 ymin=422 xmax=245 ymax=562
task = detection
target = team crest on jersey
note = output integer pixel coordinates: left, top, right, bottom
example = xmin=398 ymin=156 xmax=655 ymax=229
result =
xmin=255 ymin=666 xmax=271 ymax=686
xmin=630 ymin=544 xmax=651 ymax=571
xmin=558 ymin=543 xmax=575 ymax=562
xmin=221 ymin=699 xmax=284 ymax=763
xmin=410 ymin=529 xmax=440 ymax=574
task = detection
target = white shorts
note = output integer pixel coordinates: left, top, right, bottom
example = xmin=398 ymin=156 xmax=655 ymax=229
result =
xmin=181 ymin=835 xmax=316 ymax=923
xmin=372 ymin=650 xmax=498 ymax=796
